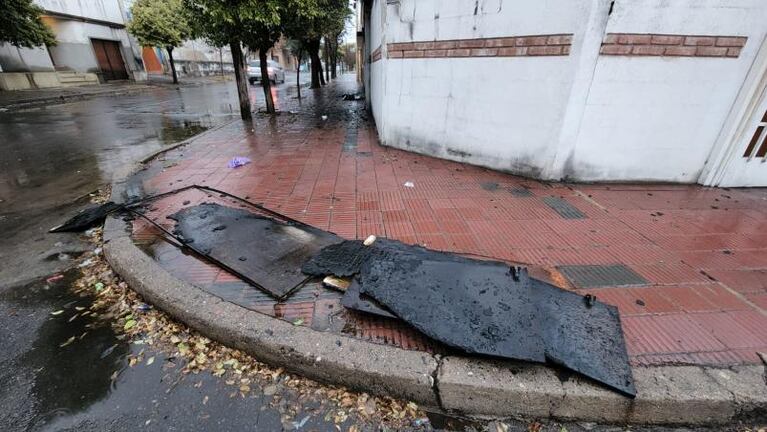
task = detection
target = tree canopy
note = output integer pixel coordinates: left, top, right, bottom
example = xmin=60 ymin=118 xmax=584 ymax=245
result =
xmin=128 ymin=0 xmax=191 ymax=84
xmin=0 ymin=0 xmax=56 ymax=48
xmin=282 ymin=0 xmax=349 ymax=87
xmin=127 ymin=0 xmax=190 ymax=49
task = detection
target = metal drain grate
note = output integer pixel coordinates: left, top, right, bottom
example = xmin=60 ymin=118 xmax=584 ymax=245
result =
xmin=510 ymin=187 xmax=534 ymax=197
xmin=343 ymin=125 xmax=358 ymax=152
xmin=480 ymin=182 xmax=500 ymax=191
xmin=543 ymin=196 xmax=586 ymax=219
xmin=557 ymin=264 xmax=648 ymax=289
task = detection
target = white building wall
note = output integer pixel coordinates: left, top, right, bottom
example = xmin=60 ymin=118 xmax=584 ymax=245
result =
xmin=565 ymin=0 xmax=767 ymax=183
xmin=368 ymin=0 xmax=385 ymax=127
xmin=372 ymin=0 xmax=591 ymax=178
xmin=0 ymin=44 xmax=54 ymax=72
xmin=364 ymin=0 xmax=767 ymax=186
xmin=36 ymin=0 xmax=125 ymax=23
xmin=38 ymin=0 xmax=143 ymax=77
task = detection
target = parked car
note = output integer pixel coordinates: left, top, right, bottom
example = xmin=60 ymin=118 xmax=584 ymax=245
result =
xmin=247 ymin=60 xmax=285 ymax=84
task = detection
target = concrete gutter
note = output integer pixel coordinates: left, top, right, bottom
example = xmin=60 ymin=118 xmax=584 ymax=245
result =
xmin=103 ymin=130 xmax=767 ymax=426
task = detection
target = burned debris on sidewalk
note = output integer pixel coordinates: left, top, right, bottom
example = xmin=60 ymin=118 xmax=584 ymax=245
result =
xmin=168 ymin=203 xmax=341 ymax=299
xmin=49 ymin=201 xmax=124 ymax=232
xmin=52 ymin=189 xmax=635 ymax=397
xmin=305 ymin=238 xmax=636 ymax=397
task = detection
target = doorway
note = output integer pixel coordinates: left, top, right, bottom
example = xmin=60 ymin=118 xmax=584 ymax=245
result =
xmin=703 ymin=36 xmax=767 ymax=187
xmin=91 ymin=39 xmax=129 ymax=81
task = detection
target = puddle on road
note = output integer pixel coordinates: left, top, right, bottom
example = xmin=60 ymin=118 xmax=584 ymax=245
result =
xmin=157 ymin=119 xmax=210 ymax=145
xmin=0 ymin=269 xmax=129 ymax=428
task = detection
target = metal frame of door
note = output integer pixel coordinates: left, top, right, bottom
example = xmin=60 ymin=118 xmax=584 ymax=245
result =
xmin=91 ymin=38 xmax=129 ymax=81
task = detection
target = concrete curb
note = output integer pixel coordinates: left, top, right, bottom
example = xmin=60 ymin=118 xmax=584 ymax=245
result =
xmin=103 ymin=128 xmax=767 ymax=427
xmin=0 ymin=85 xmax=156 ymax=111
xmin=104 ymin=231 xmax=439 ymax=407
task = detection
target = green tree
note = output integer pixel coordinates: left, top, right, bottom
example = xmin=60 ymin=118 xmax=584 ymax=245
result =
xmin=127 ymin=0 xmax=189 ymax=84
xmin=185 ymin=0 xmax=289 ymax=118
xmin=239 ymin=4 xmax=282 ymax=114
xmin=0 ymin=0 xmax=56 ymax=48
xmin=282 ymin=0 xmax=349 ymax=89
xmin=285 ymin=38 xmax=305 ymax=99
xmin=323 ymin=2 xmax=348 ymax=80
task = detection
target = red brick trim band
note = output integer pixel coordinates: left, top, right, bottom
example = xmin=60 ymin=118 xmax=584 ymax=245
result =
xmin=371 ymin=45 xmax=382 ymax=63
xmin=600 ymin=33 xmax=747 ymax=58
xmin=387 ymin=34 xmax=573 ymax=59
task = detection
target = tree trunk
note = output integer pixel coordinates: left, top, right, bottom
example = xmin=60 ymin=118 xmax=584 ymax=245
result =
xmin=323 ymin=38 xmax=330 ymax=82
xmin=167 ymin=47 xmax=178 ymax=84
xmin=295 ymin=50 xmax=302 ymax=99
xmin=259 ymin=49 xmax=276 ymax=114
xmin=230 ymin=41 xmax=252 ymax=120
xmin=307 ymin=39 xmax=321 ymax=89
xmin=331 ymin=39 xmax=337 ymax=79
xmin=318 ymin=55 xmax=326 ymax=86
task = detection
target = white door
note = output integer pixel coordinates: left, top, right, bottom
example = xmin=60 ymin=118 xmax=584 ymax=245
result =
xmin=719 ymin=89 xmax=767 ymax=186
xmin=703 ymin=36 xmax=767 ymax=187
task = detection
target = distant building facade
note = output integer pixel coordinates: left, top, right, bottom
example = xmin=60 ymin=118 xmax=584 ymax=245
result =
xmin=0 ymin=0 xmax=145 ymax=90
xmin=360 ymin=0 xmax=767 ymax=187
xmin=142 ymin=40 xmax=235 ymax=77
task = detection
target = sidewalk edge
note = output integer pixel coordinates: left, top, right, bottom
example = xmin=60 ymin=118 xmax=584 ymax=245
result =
xmin=102 ymin=125 xmax=767 ymax=427
xmin=0 ymin=85 xmax=156 ymax=111
xmin=104 ymin=227 xmax=439 ymax=407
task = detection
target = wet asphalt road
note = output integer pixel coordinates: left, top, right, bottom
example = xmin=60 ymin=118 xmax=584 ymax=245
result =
xmin=0 ymin=74 xmax=720 ymax=432
xmin=0 ymin=77 xmax=321 ymax=431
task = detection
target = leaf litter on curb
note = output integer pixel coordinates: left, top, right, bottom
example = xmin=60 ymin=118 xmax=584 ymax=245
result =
xmin=64 ymin=193 xmax=432 ymax=431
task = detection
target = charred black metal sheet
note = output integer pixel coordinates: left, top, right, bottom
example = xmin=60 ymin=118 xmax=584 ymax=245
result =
xmin=305 ymin=238 xmax=636 ymax=397
xmin=558 ymin=264 xmax=648 ymax=289
xmin=533 ymin=280 xmax=636 ymax=397
xmin=341 ymin=279 xmax=397 ymax=319
xmin=50 ymin=202 xmax=124 ymax=232
xmin=358 ymin=253 xmax=546 ymax=362
xmin=170 ymin=203 xmax=342 ymax=299
xmin=302 ymin=240 xmax=371 ymax=277
xmin=543 ymin=196 xmax=586 ymax=219
xmin=302 ymin=238 xmax=470 ymax=277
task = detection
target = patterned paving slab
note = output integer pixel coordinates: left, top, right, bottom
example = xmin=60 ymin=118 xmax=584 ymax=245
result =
xmin=558 ymin=264 xmax=649 ymax=289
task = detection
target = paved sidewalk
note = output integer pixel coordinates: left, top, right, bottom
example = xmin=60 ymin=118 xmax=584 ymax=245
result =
xmin=128 ymin=73 xmax=767 ymax=370
xmin=0 ymin=75 xmax=233 ymax=110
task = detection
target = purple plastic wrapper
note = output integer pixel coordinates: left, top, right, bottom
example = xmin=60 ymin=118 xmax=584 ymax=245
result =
xmin=227 ymin=156 xmax=251 ymax=168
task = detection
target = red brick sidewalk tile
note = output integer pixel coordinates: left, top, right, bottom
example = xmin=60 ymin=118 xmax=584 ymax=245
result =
xmin=687 ymin=311 xmax=767 ymax=350
xmin=622 ymin=314 xmax=727 ymax=356
xmin=701 ymin=269 xmax=767 ymax=294
xmin=593 ymin=287 xmax=679 ymax=316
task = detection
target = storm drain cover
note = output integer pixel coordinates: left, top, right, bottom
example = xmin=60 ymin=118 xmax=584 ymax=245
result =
xmin=557 ymin=264 xmax=648 ymax=289
xmin=343 ymin=125 xmax=358 ymax=152
xmin=509 ymin=187 xmax=534 ymax=197
xmin=169 ymin=203 xmax=342 ymax=299
xmin=543 ymin=196 xmax=586 ymax=219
